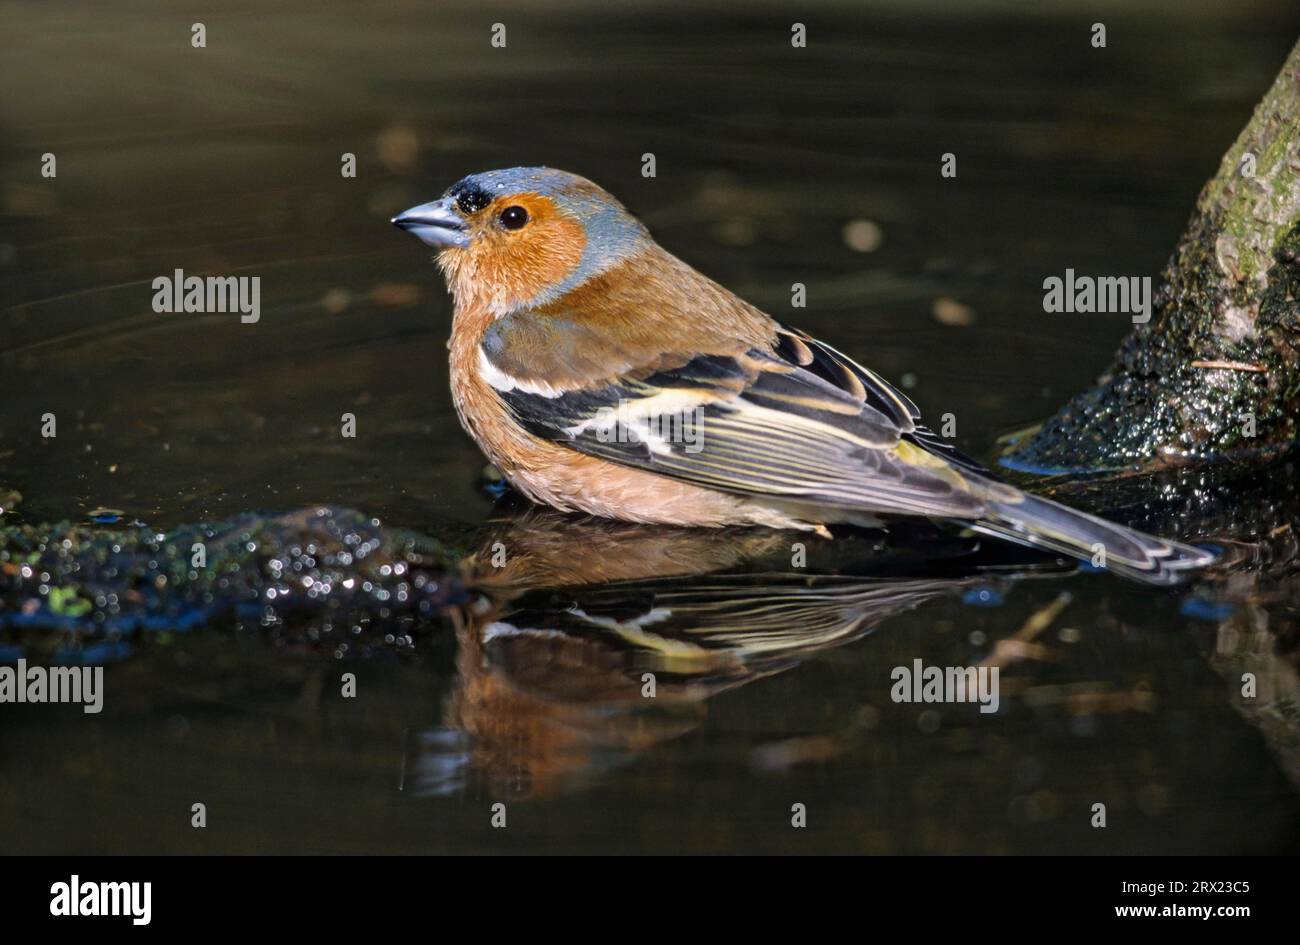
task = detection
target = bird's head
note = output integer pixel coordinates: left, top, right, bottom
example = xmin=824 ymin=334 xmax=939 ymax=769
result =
xmin=392 ymin=167 xmax=649 ymax=315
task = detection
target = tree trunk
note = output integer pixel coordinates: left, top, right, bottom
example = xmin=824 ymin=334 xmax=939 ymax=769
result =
xmin=1000 ymin=38 xmax=1300 ymax=478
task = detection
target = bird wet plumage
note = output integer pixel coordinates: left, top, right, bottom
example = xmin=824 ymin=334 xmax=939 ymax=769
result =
xmin=393 ymin=166 xmax=1216 ymax=584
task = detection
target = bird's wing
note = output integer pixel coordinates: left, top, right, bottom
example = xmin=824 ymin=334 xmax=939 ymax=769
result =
xmin=772 ymin=324 xmax=990 ymax=475
xmin=483 ymin=318 xmax=989 ymax=519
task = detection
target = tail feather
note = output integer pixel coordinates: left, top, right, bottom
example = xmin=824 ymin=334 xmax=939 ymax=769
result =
xmin=971 ymin=486 xmax=1216 ymax=586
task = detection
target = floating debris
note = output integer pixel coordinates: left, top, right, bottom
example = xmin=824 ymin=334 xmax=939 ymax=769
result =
xmin=842 ymin=218 xmax=883 ymax=253
xmin=368 ymin=282 xmax=424 ymax=308
xmin=932 ymin=296 xmax=976 ymax=326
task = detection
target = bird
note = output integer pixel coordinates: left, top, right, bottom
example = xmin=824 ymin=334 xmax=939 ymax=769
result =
xmin=392 ymin=166 xmax=1215 ymax=584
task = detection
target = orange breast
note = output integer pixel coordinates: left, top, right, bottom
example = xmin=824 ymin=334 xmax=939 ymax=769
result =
xmin=446 ymin=300 xmax=802 ymax=529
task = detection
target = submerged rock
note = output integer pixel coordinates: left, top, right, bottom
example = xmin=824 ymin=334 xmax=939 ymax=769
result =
xmin=0 ymin=506 xmax=465 ymax=661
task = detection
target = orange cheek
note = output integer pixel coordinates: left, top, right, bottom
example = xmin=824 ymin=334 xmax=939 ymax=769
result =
xmin=451 ymin=192 xmax=587 ymax=308
xmin=487 ymin=214 xmax=587 ymax=305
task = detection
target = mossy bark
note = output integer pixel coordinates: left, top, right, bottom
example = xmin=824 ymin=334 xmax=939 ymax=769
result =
xmin=1001 ymin=38 xmax=1300 ymax=477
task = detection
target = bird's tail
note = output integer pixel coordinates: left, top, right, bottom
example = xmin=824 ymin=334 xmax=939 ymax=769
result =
xmin=969 ymin=482 xmax=1217 ymax=585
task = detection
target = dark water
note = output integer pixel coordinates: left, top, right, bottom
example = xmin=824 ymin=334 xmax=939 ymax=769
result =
xmin=2 ymin=1 xmax=1298 ymax=853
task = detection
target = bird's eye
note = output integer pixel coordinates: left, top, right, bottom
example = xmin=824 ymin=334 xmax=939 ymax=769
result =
xmin=499 ymin=205 xmax=529 ymax=230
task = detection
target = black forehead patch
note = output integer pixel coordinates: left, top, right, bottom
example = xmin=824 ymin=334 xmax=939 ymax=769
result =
xmin=450 ymin=178 xmax=493 ymax=214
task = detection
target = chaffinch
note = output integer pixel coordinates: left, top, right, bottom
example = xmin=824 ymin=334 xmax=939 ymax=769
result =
xmin=393 ymin=167 xmax=1214 ymax=584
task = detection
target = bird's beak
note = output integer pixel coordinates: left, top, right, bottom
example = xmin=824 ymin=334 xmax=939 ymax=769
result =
xmin=391 ymin=198 xmax=469 ymax=249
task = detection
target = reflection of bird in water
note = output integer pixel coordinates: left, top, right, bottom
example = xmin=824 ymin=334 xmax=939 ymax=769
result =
xmin=405 ymin=510 xmax=1058 ymax=798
